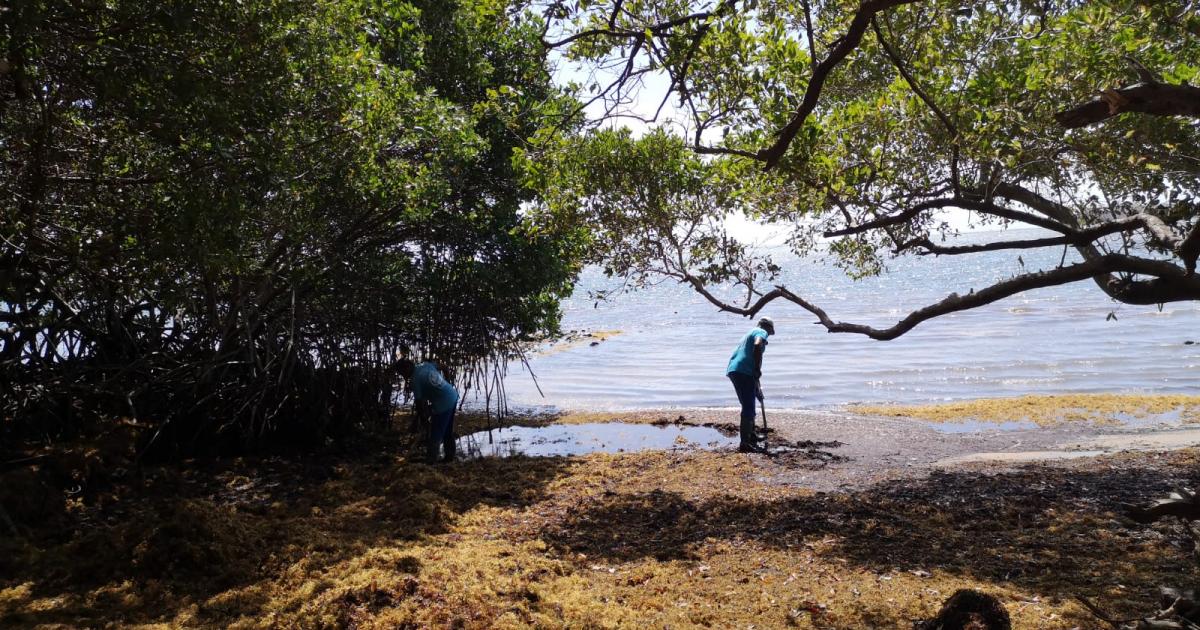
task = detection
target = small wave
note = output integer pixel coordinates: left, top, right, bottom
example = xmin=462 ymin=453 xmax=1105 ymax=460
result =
xmin=999 ymin=377 xmax=1065 ymax=385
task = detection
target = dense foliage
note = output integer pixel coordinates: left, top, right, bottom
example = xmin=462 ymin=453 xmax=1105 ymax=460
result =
xmin=4 ymin=0 xmax=1196 ymax=452
xmin=533 ymin=0 xmax=1200 ymax=338
xmin=1 ymin=0 xmax=582 ymax=453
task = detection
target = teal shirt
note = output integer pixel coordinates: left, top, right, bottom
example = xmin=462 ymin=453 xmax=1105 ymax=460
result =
xmin=726 ymin=328 xmax=769 ymax=377
xmin=411 ymin=362 xmax=459 ymax=414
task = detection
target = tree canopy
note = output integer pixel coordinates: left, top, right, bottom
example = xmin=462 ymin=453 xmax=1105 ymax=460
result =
xmin=531 ymin=0 xmax=1200 ymax=339
xmin=1 ymin=0 xmax=583 ymax=452
xmin=4 ymin=0 xmax=1197 ymax=452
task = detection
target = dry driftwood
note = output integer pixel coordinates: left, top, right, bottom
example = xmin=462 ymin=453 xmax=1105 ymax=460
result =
xmin=1077 ymin=572 xmax=1200 ymax=628
xmin=1125 ymin=489 xmax=1200 ymax=524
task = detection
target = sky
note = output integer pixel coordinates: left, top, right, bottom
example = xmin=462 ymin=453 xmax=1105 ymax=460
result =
xmin=549 ymin=49 xmax=983 ymax=242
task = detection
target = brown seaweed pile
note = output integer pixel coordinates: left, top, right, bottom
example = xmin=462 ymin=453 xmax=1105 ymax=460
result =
xmin=3 ymin=421 xmax=1199 ymax=628
xmin=849 ymin=394 xmax=1200 ymax=427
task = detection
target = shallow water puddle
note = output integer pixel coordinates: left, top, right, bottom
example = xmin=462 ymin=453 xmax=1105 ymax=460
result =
xmin=456 ymin=422 xmax=737 ymax=458
xmin=1107 ymin=409 xmax=1191 ymax=428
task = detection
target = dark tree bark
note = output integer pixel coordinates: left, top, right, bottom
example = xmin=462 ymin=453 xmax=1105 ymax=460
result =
xmin=1125 ymin=488 xmax=1200 ymax=524
xmin=1054 ymin=82 xmax=1200 ymax=128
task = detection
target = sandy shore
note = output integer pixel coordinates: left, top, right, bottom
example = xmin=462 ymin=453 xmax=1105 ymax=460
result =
xmin=554 ymin=407 xmax=1200 ymax=493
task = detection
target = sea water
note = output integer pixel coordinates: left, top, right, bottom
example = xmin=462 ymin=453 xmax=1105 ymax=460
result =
xmin=456 ymin=423 xmax=736 ymax=458
xmin=499 ymin=229 xmax=1200 ymax=411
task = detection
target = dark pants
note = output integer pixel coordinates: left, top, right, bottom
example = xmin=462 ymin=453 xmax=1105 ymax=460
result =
xmin=428 ymin=408 xmax=457 ymax=462
xmin=728 ymin=372 xmax=758 ymax=447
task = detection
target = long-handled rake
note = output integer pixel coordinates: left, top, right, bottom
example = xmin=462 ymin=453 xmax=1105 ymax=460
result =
xmin=758 ymin=382 xmax=769 ymax=453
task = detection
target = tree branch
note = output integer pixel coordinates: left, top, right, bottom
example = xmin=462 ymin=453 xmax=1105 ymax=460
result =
xmin=694 ymin=145 xmax=762 ymax=159
xmin=1059 ymin=253 xmax=1200 ymax=304
xmin=677 ymin=254 xmax=1200 ymax=340
xmin=897 ymin=235 xmax=1075 ymax=255
xmin=1054 ymin=82 xmax=1200 ymax=128
xmin=897 ymin=216 xmax=1188 ymax=256
xmin=543 ymin=26 xmax=640 ymax=49
xmin=871 ymin=17 xmax=957 ymax=137
xmin=801 ymin=0 xmax=817 ymax=72
xmin=759 ymin=0 xmax=920 ymax=169
xmin=544 ymin=2 xmax=736 ymax=48
xmin=989 ymin=182 xmax=1081 ymax=228
xmin=1179 ymin=220 xmax=1200 ymax=275
xmin=824 ymin=197 xmax=1072 ymax=238
xmin=836 ymin=190 xmax=1196 ymax=277
xmin=608 ymin=0 xmax=625 ymax=29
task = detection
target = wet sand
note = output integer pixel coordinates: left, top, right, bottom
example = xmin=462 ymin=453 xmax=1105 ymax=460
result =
xmin=577 ymin=408 xmax=1200 ymax=492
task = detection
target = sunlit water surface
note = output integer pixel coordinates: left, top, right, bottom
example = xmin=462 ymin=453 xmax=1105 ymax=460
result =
xmin=456 ymin=423 xmax=736 ymax=457
xmin=495 ymin=229 xmax=1200 ymax=411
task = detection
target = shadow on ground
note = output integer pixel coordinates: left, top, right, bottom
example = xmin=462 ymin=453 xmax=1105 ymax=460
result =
xmin=539 ymin=458 xmax=1200 ymax=599
xmin=0 ymin=425 xmax=575 ymax=628
xmin=4 ymin=419 xmax=1199 ymax=628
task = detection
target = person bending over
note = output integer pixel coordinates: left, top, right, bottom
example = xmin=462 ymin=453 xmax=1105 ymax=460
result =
xmin=396 ymin=358 xmax=459 ymax=462
xmin=725 ymin=317 xmax=774 ymax=452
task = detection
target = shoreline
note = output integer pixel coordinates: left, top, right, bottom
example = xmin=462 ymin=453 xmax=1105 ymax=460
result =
xmin=496 ymin=392 xmax=1200 ymax=426
xmin=480 ymin=396 xmax=1200 ymax=493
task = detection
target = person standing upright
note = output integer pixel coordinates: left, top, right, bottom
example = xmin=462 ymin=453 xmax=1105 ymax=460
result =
xmin=726 ymin=317 xmax=774 ymax=452
xmin=396 ymin=358 xmax=460 ymax=462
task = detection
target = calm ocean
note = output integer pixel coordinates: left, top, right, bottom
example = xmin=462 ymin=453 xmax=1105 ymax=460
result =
xmin=500 ymin=229 xmax=1200 ymax=411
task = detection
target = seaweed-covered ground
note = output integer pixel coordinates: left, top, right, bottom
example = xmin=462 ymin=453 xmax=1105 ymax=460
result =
xmin=4 ymin=397 xmax=1200 ymax=628
xmin=849 ymin=394 xmax=1200 ymax=427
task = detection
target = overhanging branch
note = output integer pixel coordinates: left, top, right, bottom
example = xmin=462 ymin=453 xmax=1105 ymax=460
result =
xmin=895 ymin=217 xmax=1183 ymax=256
xmin=896 ymin=235 xmax=1074 ymax=255
xmin=759 ymin=0 xmax=920 ymax=169
xmin=827 ymin=191 xmax=1196 ymax=275
xmin=1180 ymin=220 xmax=1200 ymax=274
xmin=544 ymin=2 xmax=737 ymax=48
xmin=677 ymin=254 xmax=1199 ymax=340
xmin=1054 ymin=82 xmax=1200 ymax=128
xmin=824 ymin=197 xmax=1072 ymax=238
xmin=989 ymin=182 xmax=1081 ymax=228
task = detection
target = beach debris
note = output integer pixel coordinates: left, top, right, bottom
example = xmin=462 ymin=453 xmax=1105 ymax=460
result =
xmin=644 ymin=415 xmax=845 ymax=464
xmin=1084 ymin=487 xmax=1200 ymax=629
xmin=1077 ymin=588 xmax=1200 ymax=629
xmin=537 ymin=329 xmax=622 ymax=355
xmin=1125 ymin=487 xmax=1200 ymax=524
xmin=10 ymin=414 xmax=1200 ymax=628
xmin=915 ymin=589 xmax=1011 ymax=630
